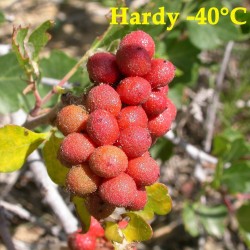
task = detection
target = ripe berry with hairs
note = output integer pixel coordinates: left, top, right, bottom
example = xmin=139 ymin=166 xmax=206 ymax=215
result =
xmin=144 ymin=59 xmax=175 ymax=88
xmin=87 ymin=52 xmax=120 ymax=84
xmin=116 ymin=76 xmax=151 ymax=105
xmin=66 ymin=164 xmax=100 ymax=197
xmin=126 ymin=155 xmax=160 ymax=187
xmin=86 ymin=109 xmax=119 ymax=146
xmin=56 ymin=105 xmax=89 ymax=136
xmin=116 ymin=45 xmax=151 ymax=76
xmin=120 ymin=30 xmax=155 ymax=58
xmin=142 ymin=91 xmax=168 ymax=116
xmin=89 ymin=145 xmax=128 ymax=178
xmin=86 ymin=84 xmax=122 ymax=116
xmin=117 ymin=106 xmax=148 ymax=130
xmin=58 ymin=133 xmax=95 ymax=166
xmin=99 ymin=173 xmax=137 ymax=207
xmin=117 ymin=126 xmax=152 ymax=158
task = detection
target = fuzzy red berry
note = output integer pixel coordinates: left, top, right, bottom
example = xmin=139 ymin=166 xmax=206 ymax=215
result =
xmin=144 ymin=59 xmax=175 ymax=88
xmin=66 ymin=164 xmax=100 ymax=197
xmin=86 ymin=84 xmax=122 ymax=116
xmin=89 ymin=145 xmax=128 ymax=178
xmin=99 ymin=173 xmax=137 ymax=207
xmin=89 ymin=217 xmax=105 ymax=237
xmin=68 ymin=231 xmax=96 ymax=250
xmin=85 ymin=193 xmax=116 ymax=220
xmin=56 ymin=105 xmax=89 ymax=136
xmin=126 ymin=155 xmax=160 ymax=187
xmin=120 ymin=30 xmax=155 ymax=58
xmin=116 ymin=45 xmax=151 ymax=76
xmin=117 ymin=126 xmax=152 ymax=158
xmin=116 ymin=77 xmax=151 ymax=105
xmin=142 ymin=91 xmax=168 ymax=116
xmin=86 ymin=110 xmax=119 ymax=146
xmin=117 ymin=106 xmax=148 ymax=130
xmin=59 ymin=133 xmax=95 ymax=165
xmin=127 ymin=188 xmax=147 ymax=211
xmin=87 ymin=52 xmax=120 ymax=84
xmin=148 ymin=103 xmax=176 ymax=137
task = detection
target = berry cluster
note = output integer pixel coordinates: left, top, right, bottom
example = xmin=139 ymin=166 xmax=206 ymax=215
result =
xmin=57 ymin=30 xmax=176 ymax=220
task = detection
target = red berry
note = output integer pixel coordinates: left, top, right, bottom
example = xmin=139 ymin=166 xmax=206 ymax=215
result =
xmin=116 ymin=45 xmax=151 ymax=76
xmin=87 ymin=52 xmax=120 ymax=84
xmin=117 ymin=126 xmax=152 ymax=158
xmin=127 ymin=188 xmax=147 ymax=211
xmin=66 ymin=164 xmax=100 ymax=197
xmin=117 ymin=106 xmax=148 ymax=130
xmin=89 ymin=145 xmax=128 ymax=178
xmin=86 ymin=110 xmax=119 ymax=146
xmin=142 ymin=91 xmax=168 ymax=116
xmin=86 ymin=84 xmax=122 ymax=116
xmin=59 ymin=133 xmax=95 ymax=165
xmin=144 ymin=59 xmax=175 ymax=88
xmin=126 ymin=155 xmax=160 ymax=187
xmin=99 ymin=173 xmax=137 ymax=207
xmin=85 ymin=193 xmax=116 ymax=220
xmin=148 ymin=108 xmax=173 ymax=137
xmin=89 ymin=217 xmax=105 ymax=237
xmin=56 ymin=105 xmax=89 ymax=136
xmin=116 ymin=77 xmax=151 ymax=105
xmin=120 ymin=30 xmax=155 ymax=58
xmin=68 ymin=231 xmax=96 ymax=250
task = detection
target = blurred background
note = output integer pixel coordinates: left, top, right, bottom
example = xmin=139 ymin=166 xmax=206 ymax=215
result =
xmin=0 ymin=0 xmax=250 ymax=249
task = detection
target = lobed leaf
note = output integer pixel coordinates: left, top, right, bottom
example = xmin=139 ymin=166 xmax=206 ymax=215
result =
xmin=28 ymin=20 xmax=54 ymax=61
xmin=237 ymin=202 xmax=250 ymax=232
xmin=145 ymin=183 xmax=172 ymax=215
xmin=42 ymin=133 xmax=69 ymax=186
xmin=0 ymin=125 xmax=48 ymax=172
xmin=121 ymin=212 xmax=153 ymax=242
xmin=105 ymin=221 xmax=123 ymax=243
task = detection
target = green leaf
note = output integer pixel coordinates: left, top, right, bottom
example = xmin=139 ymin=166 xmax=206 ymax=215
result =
xmin=187 ymin=16 xmax=242 ymax=50
xmin=150 ymin=137 xmax=173 ymax=162
xmin=237 ymin=203 xmax=250 ymax=232
xmin=28 ymin=20 xmax=53 ymax=61
xmin=72 ymin=196 xmax=91 ymax=233
xmin=0 ymin=125 xmax=48 ymax=172
xmin=42 ymin=133 xmax=69 ymax=186
xmin=40 ymin=50 xmax=87 ymax=86
xmin=0 ymin=53 xmax=30 ymax=114
xmin=104 ymin=221 xmax=123 ymax=243
xmin=145 ymin=183 xmax=172 ymax=215
xmin=182 ymin=202 xmax=200 ymax=237
xmin=222 ymin=163 xmax=250 ymax=193
xmin=134 ymin=207 xmax=154 ymax=221
xmin=12 ymin=26 xmax=30 ymax=71
xmin=194 ymin=204 xmax=227 ymax=238
xmin=121 ymin=212 xmax=153 ymax=242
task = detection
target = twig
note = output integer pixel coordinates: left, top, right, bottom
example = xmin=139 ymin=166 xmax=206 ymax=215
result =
xmin=27 ymin=150 xmax=78 ymax=234
xmin=204 ymin=41 xmax=234 ymax=152
xmin=31 ymin=49 xmax=93 ymax=116
xmin=0 ymin=201 xmax=35 ymax=222
xmin=164 ymin=130 xmax=218 ymax=165
xmin=0 ymin=206 xmax=16 ymax=250
xmin=41 ymin=77 xmax=73 ymax=89
xmin=23 ymin=102 xmax=62 ymax=130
